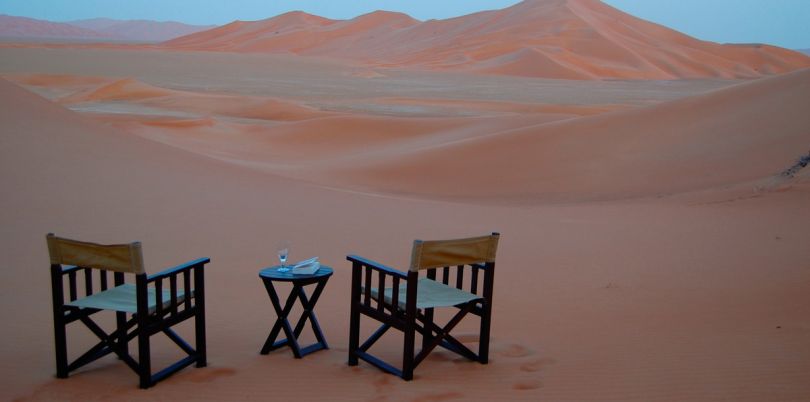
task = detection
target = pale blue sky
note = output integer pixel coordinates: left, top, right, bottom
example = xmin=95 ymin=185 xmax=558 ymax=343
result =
xmin=1 ymin=1 xmax=808 ymax=49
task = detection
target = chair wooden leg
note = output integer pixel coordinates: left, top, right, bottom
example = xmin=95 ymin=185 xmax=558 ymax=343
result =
xmin=403 ymin=323 xmax=416 ymax=381
xmin=195 ymin=307 xmax=207 ymax=368
xmin=480 ymin=262 xmax=495 ymax=364
xmin=479 ymin=301 xmax=492 ymax=364
xmin=116 ymin=311 xmax=128 ymax=359
xmin=194 ymin=266 xmax=207 ymax=367
xmin=421 ymin=307 xmax=434 ymax=351
xmin=348 ymin=302 xmax=360 ymax=366
xmin=138 ymin=330 xmax=151 ymax=389
xmin=348 ymin=262 xmax=362 ymax=366
xmin=53 ymin=311 xmax=68 ymax=378
xmin=51 ymin=264 xmax=69 ymax=379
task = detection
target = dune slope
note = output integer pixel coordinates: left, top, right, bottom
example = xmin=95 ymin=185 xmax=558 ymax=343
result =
xmin=164 ymin=0 xmax=810 ymax=79
xmin=309 ymin=68 xmax=810 ymax=203
xmin=0 ymin=14 xmax=115 ymax=39
xmin=2 ymin=76 xmax=810 ymax=402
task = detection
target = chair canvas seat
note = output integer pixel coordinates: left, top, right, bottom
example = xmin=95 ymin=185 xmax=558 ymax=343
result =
xmin=348 ymin=233 xmax=499 ymax=380
xmin=66 ymin=284 xmax=188 ymax=314
xmin=48 ymin=233 xmax=208 ymax=388
xmin=369 ymin=278 xmax=482 ymax=310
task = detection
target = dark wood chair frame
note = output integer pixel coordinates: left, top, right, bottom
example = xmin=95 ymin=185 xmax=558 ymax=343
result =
xmin=51 ymin=257 xmax=209 ymax=389
xmin=347 ymin=255 xmax=495 ymax=380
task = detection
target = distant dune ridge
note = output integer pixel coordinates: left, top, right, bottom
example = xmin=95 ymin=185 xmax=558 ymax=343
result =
xmin=0 ymin=14 xmax=215 ymax=42
xmin=68 ymin=18 xmax=216 ymax=42
xmin=312 ymin=68 xmax=810 ymax=203
xmin=165 ymin=0 xmax=810 ymax=80
xmin=0 ymin=14 xmax=114 ymax=39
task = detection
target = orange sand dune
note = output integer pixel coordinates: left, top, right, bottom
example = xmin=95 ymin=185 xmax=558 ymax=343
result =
xmin=110 ymin=109 xmax=598 ymax=175
xmin=8 ymin=74 xmax=328 ymax=122
xmin=3 ymin=73 xmax=810 ymax=402
xmin=0 ymin=14 xmax=113 ymax=39
xmin=82 ymin=69 xmax=809 ymax=205
xmin=377 ymin=97 xmax=623 ymax=117
xmin=61 ymin=77 xmax=176 ymax=102
xmin=3 ymin=73 xmax=112 ymax=87
xmin=307 ymin=68 xmax=810 ymax=203
xmin=164 ymin=0 xmax=810 ymax=80
xmin=165 ymin=11 xmax=337 ymax=53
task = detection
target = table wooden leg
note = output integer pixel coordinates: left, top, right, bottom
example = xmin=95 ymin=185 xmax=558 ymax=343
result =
xmin=261 ymin=280 xmax=301 ymax=357
xmin=291 ymin=278 xmax=329 ymax=356
xmin=260 ymin=276 xmax=330 ymax=358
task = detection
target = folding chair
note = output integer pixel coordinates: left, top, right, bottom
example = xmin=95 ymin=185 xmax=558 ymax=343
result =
xmin=347 ymin=233 xmax=499 ymax=380
xmin=47 ymin=233 xmax=209 ymax=388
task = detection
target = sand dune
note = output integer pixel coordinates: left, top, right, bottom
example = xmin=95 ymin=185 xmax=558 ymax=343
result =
xmin=60 ymin=77 xmax=176 ymax=102
xmin=7 ymin=65 xmax=806 ymax=206
xmin=164 ymin=0 xmax=810 ymax=79
xmin=0 ymin=14 xmax=115 ymax=39
xmin=3 ymin=70 xmax=810 ymax=401
xmin=2 ymin=7 xmax=810 ymax=399
xmin=0 ymin=14 xmax=213 ymax=42
xmin=307 ymin=68 xmax=810 ymax=203
xmin=5 ymin=58 xmax=805 ymax=207
xmin=165 ymin=11 xmax=336 ymax=53
xmin=2 ymin=1 xmax=810 ymax=401
xmin=25 ymin=75 xmax=328 ymax=122
xmin=67 ymin=18 xmax=216 ymax=42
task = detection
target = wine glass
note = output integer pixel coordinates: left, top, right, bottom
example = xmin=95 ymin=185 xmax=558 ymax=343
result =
xmin=277 ymin=247 xmax=290 ymax=272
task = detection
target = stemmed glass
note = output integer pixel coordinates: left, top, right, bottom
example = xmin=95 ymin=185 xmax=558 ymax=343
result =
xmin=277 ymin=247 xmax=290 ymax=272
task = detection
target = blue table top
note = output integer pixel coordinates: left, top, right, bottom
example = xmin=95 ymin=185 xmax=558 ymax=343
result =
xmin=259 ymin=265 xmax=333 ymax=281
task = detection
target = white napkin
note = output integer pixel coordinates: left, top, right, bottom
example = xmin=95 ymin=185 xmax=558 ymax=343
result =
xmin=292 ymin=257 xmax=320 ymax=275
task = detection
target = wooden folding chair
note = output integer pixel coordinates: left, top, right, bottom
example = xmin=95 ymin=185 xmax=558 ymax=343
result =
xmin=347 ymin=233 xmax=499 ymax=380
xmin=47 ymin=233 xmax=209 ymax=388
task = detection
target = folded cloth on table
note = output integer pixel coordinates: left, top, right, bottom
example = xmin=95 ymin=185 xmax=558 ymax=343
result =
xmin=292 ymin=257 xmax=320 ymax=275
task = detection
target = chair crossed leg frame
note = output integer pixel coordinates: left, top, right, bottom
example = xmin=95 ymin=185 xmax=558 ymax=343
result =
xmin=55 ymin=305 xmax=205 ymax=388
xmin=414 ymin=302 xmax=481 ymax=365
xmin=55 ymin=308 xmax=136 ymax=377
xmin=347 ymin=252 xmax=497 ymax=381
xmin=260 ymin=277 xmax=329 ymax=358
xmin=351 ymin=298 xmax=488 ymax=380
xmin=51 ymin=259 xmax=208 ymax=389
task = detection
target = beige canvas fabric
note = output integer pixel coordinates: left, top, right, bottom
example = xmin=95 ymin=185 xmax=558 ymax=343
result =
xmin=66 ymin=284 xmax=187 ymax=313
xmin=409 ymin=233 xmax=499 ymax=271
xmin=368 ymin=278 xmax=481 ymax=309
xmin=47 ymin=233 xmax=145 ymax=274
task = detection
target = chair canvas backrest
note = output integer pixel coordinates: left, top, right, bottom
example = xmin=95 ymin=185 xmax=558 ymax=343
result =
xmin=46 ymin=233 xmax=145 ymax=274
xmin=409 ymin=233 xmax=499 ymax=272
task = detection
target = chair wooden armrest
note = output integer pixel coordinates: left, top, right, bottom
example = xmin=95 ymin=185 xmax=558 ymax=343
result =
xmin=347 ymin=233 xmax=500 ymax=380
xmin=57 ymin=265 xmax=83 ymax=274
xmin=47 ymin=233 xmax=209 ymax=388
xmin=347 ymin=255 xmax=407 ymax=279
xmin=146 ymin=257 xmax=209 ymax=319
xmin=147 ymin=257 xmax=209 ymax=281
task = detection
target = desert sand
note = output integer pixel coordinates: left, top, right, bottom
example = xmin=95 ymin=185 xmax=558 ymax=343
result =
xmin=165 ymin=0 xmax=810 ymax=80
xmin=2 ymin=0 xmax=810 ymax=401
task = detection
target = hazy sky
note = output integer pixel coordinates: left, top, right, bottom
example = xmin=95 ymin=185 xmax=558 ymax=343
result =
xmin=1 ymin=1 xmax=808 ymax=49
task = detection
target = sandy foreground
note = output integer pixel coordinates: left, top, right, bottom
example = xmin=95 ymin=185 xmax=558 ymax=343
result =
xmin=1 ymin=47 xmax=809 ymax=401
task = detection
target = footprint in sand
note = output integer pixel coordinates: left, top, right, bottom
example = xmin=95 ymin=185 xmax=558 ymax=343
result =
xmin=412 ymin=391 xmax=465 ymax=402
xmin=497 ymin=342 xmax=534 ymax=358
xmin=489 ymin=341 xmax=553 ymax=392
xmin=513 ymin=379 xmax=543 ymax=390
xmin=183 ymin=367 xmax=237 ymax=383
xmin=519 ymin=357 xmax=557 ymax=373
xmin=372 ymin=373 xmax=393 ymax=393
